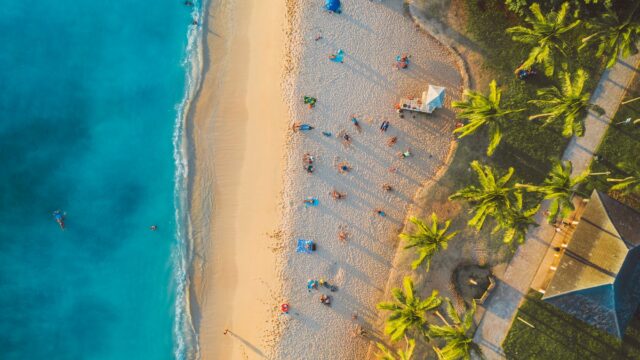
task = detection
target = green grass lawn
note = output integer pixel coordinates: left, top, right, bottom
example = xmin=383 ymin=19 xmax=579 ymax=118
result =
xmin=586 ymin=71 xmax=640 ymax=210
xmin=503 ymin=292 xmax=640 ymax=360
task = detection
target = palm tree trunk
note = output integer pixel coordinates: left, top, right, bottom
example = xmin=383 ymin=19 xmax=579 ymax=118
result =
xmin=434 ymin=311 xmax=451 ymax=327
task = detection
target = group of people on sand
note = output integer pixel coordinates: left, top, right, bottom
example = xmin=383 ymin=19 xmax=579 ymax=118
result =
xmin=280 ymin=15 xmax=418 ymax=335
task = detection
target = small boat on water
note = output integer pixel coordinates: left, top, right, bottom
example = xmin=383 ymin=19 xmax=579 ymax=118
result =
xmin=53 ymin=210 xmax=65 ymax=230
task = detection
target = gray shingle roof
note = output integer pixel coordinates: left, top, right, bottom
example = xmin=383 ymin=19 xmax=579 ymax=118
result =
xmin=542 ymin=190 xmax=640 ymax=338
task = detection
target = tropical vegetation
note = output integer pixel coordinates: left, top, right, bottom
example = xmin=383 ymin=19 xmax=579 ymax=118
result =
xmin=506 ymin=2 xmax=580 ymax=76
xmin=430 ymin=299 xmax=482 ymax=360
xmin=607 ymin=162 xmax=640 ymax=195
xmin=400 ymin=214 xmax=458 ymax=271
xmin=491 ymin=192 xmax=540 ymax=244
xmin=517 ymin=159 xmax=589 ymax=223
xmin=376 ymin=338 xmax=416 ymax=360
xmin=528 ymin=68 xmax=603 ymax=137
xmin=377 ymin=277 xmax=442 ymax=341
xmin=452 ymin=80 xmax=524 ymax=155
xmin=580 ymin=2 xmax=640 ymax=68
xmin=449 ymin=161 xmax=517 ymax=231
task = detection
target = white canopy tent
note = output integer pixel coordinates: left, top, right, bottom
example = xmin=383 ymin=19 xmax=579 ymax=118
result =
xmin=397 ymin=85 xmax=446 ymax=114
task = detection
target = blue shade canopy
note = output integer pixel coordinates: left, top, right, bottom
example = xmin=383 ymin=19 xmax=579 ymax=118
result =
xmin=325 ymin=0 xmax=341 ymax=12
xmin=425 ymin=85 xmax=446 ymax=112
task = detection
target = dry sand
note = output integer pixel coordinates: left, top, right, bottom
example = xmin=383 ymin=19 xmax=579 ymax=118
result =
xmin=188 ymin=0 xmax=288 ymax=358
xmin=188 ymin=0 xmax=464 ymax=359
xmin=274 ymin=1 xmax=463 ymax=359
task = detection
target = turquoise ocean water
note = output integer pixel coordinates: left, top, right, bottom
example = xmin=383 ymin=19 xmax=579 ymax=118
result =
xmin=0 ymin=1 xmax=201 ymax=359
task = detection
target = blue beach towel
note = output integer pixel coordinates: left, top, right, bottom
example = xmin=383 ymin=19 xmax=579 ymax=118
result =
xmin=324 ymin=0 xmax=341 ymax=13
xmin=304 ymin=197 xmax=319 ymax=207
xmin=296 ymin=239 xmax=315 ymax=253
xmin=330 ymin=49 xmax=345 ymax=63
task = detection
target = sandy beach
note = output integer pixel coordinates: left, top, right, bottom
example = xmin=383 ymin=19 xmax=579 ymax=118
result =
xmin=187 ymin=0 xmax=288 ymax=358
xmin=188 ymin=0 xmax=463 ymax=359
xmin=274 ymin=1 xmax=463 ymax=359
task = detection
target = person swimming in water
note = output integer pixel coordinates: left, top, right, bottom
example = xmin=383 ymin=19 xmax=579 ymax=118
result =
xmin=53 ymin=210 xmax=65 ymax=230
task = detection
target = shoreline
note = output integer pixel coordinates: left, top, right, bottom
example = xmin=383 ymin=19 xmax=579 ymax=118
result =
xmin=187 ymin=0 xmax=289 ymax=358
xmin=186 ymin=0 xmax=465 ymax=358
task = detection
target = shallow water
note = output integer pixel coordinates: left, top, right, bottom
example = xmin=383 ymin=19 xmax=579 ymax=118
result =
xmin=0 ymin=1 xmax=196 ymax=358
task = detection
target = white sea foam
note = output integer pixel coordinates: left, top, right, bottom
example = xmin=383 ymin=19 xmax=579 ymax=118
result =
xmin=172 ymin=1 xmax=204 ymax=359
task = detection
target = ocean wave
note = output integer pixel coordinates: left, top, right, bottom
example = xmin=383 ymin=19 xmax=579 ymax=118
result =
xmin=172 ymin=1 xmax=204 ymax=359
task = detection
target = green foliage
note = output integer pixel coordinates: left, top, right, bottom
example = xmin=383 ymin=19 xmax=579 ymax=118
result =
xmin=505 ymin=0 xmax=612 ymax=15
xmin=492 ymin=191 xmax=540 ymax=244
xmin=449 ymin=161 xmax=518 ymax=231
xmin=517 ymin=159 xmax=589 ymax=223
xmin=400 ymin=214 xmax=458 ymax=271
xmin=503 ymin=291 xmax=640 ymax=359
xmin=430 ymin=299 xmax=482 ymax=360
xmin=587 ymin=72 xmax=640 ymax=210
xmin=377 ymin=277 xmax=442 ymax=342
xmin=452 ymin=80 xmax=525 ymax=155
xmin=580 ymin=3 xmax=640 ymax=68
xmin=607 ymin=162 xmax=640 ymax=195
xmin=376 ymin=337 xmax=416 ymax=360
xmin=507 ymin=2 xmax=580 ymax=76
xmin=528 ymin=68 xmax=602 ymax=137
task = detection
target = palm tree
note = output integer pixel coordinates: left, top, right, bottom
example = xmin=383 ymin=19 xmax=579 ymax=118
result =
xmin=377 ymin=277 xmax=442 ymax=341
xmin=492 ymin=192 xmax=540 ymax=244
xmin=449 ymin=161 xmax=517 ymax=231
xmin=528 ymin=68 xmax=603 ymax=137
xmin=607 ymin=162 xmax=640 ymax=195
xmin=376 ymin=337 xmax=416 ymax=360
xmin=580 ymin=3 xmax=640 ymax=68
xmin=452 ymin=80 xmax=524 ymax=155
xmin=400 ymin=214 xmax=458 ymax=271
xmin=429 ymin=299 xmax=482 ymax=360
xmin=517 ymin=159 xmax=589 ymax=223
xmin=506 ymin=2 xmax=580 ymax=76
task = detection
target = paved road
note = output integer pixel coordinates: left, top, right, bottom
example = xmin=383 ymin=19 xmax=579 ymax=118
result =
xmin=472 ymin=53 xmax=640 ymax=360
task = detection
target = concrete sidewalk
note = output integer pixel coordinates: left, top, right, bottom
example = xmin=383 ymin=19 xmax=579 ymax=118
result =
xmin=472 ymin=53 xmax=640 ymax=360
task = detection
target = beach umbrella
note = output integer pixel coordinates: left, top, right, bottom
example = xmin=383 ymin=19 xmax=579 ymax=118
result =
xmin=425 ymin=85 xmax=446 ymax=112
xmin=324 ymin=0 xmax=341 ymax=13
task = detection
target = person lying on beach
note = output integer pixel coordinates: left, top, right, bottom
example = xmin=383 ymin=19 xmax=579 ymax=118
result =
xmin=331 ymin=190 xmax=346 ymax=200
xmin=307 ymin=279 xmax=319 ymax=292
xmin=380 ymin=120 xmax=390 ymax=132
xmin=322 ymin=131 xmax=332 ymax=137
xmin=351 ymin=115 xmax=361 ymax=132
xmin=375 ymin=209 xmax=386 ymax=217
xmin=338 ymin=228 xmax=348 ymax=242
xmin=303 ymin=153 xmax=314 ymax=164
xmin=337 ymin=161 xmax=351 ymax=173
xmin=304 ymin=164 xmax=314 ymax=174
xmin=337 ymin=130 xmax=352 ymax=147
xmin=303 ymin=96 xmax=317 ymax=108
xmin=320 ymin=294 xmax=331 ymax=306
xmin=303 ymin=197 xmax=318 ymax=207
xmin=399 ymin=149 xmax=412 ymax=158
xmin=329 ymin=49 xmax=345 ymax=63
xmin=387 ymin=136 xmax=397 ymax=147
xmin=382 ymin=184 xmax=393 ymax=192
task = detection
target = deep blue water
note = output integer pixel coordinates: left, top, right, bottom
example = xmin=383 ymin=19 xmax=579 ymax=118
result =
xmin=0 ymin=1 xmax=197 ymax=359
